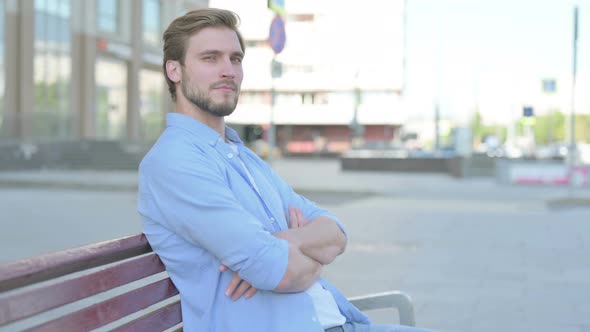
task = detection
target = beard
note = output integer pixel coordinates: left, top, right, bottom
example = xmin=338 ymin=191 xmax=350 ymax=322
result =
xmin=181 ymin=74 xmax=239 ymax=118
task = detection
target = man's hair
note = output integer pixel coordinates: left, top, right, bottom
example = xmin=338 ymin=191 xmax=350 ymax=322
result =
xmin=162 ymin=8 xmax=245 ymax=102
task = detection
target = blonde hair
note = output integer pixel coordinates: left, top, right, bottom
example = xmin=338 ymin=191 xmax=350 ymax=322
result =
xmin=162 ymin=8 xmax=245 ymax=101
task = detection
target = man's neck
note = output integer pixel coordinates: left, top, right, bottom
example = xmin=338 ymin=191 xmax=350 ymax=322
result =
xmin=175 ymin=98 xmax=225 ymax=140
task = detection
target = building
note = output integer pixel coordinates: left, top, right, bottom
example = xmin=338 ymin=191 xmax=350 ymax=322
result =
xmin=0 ymin=0 xmax=208 ymax=144
xmin=0 ymin=0 xmax=406 ymax=158
xmin=207 ymin=0 xmax=407 ymax=155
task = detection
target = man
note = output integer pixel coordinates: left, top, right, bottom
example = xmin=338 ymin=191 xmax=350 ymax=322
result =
xmin=138 ymin=8 xmax=433 ymax=332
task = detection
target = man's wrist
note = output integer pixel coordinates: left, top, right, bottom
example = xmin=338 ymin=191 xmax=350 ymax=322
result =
xmin=274 ymin=229 xmax=303 ymax=250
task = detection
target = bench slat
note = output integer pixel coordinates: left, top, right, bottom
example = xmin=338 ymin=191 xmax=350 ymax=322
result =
xmin=111 ymin=300 xmax=182 ymax=332
xmin=0 ymin=253 xmax=165 ymax=325
xmin=24 ymin=277 xmax=179 ymax=332
xmin=0 ymin=234 xmax=152 ymax=292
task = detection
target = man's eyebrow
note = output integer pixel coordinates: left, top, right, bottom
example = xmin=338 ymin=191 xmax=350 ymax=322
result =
xmin=198 ymin=50 xmax=222 ymax=56
xmin=197 ymin=50 xmax=244 ymax=57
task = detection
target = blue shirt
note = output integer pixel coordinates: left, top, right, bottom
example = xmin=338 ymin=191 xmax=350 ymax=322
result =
xmin=138 ymin=113 xmax=370 ymax=332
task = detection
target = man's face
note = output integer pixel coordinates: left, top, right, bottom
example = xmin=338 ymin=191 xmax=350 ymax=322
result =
xmin=179 ymin=27 xmax=244 ymax=117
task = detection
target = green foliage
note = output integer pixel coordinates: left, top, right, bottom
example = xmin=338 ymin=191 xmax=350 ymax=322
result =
xmin=533 ymin=111 xmax=565 ymax=144
xmin=470 ymin=111 xmax=507 ymax=143
xmin=33 ymin=80 xmax=72 ymax=138
xmin=96 ymin=87 xmax=111 ymax=138
xmin=574 ymin=114 xmax=590 ymax=142
xmin=470 ymin=111 xmax=482 ymax=142
xmin=472 ymin=110 xmax=589 ymax=145
xmin=140 ymin=89 xmax=164 ymax=141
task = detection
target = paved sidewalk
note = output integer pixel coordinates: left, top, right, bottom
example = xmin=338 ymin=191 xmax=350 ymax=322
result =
xmin=1 ymin=159 xmax=590 ymax=331
xmin=1 ymin=159 xmax=589 ymax=201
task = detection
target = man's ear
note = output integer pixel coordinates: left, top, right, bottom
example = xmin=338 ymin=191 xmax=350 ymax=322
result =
xmin=165 ymin=60 xmax=182 ymax=83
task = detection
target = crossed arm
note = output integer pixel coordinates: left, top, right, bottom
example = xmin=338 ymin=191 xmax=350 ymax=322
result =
xmin=222 ymin=206 xmax=347 ymax=300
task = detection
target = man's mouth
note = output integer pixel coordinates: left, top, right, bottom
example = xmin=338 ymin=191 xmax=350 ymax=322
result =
xmin=212 ymin=82 xmax=237 ymax=92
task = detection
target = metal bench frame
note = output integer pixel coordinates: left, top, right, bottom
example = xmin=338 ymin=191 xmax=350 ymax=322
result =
xmin=0 ymin=234 xmax=415 ymax=331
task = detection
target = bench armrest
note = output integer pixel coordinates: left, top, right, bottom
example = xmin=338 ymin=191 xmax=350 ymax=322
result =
xmin=348 ymin=291 xmax=415 ymax=327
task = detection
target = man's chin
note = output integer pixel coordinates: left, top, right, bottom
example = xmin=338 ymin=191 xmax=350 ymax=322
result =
xmin=208 ymin=105 xmax=236 ymax=117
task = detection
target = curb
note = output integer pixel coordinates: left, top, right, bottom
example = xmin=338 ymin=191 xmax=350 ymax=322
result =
xmin=0 ymin=180 xmax=138 ymax=191
xmin=546 ymin=197 xmax=590 ymax=209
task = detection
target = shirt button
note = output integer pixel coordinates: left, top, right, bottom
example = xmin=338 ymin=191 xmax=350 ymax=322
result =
xmin=227 ymin=153 xmax=234 ymax=158
xmin=270 ymin=217 xmax=276 ymax=222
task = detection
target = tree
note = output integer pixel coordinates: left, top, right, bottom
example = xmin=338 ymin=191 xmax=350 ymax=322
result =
xmin=532 ymin=110 xmax=565 ymax=144
xmin=575 ymin=114 xmax=590 ymax=142
xmin=33 ymin=80 xmax=71 ymax=138
xmin=470 ymin=111 xmax=483 ymax=144
xmin=470 ymin=111 xmax=507 ymax=145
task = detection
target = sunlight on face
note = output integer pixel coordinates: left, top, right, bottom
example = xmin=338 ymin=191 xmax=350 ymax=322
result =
xmin=180 ymin=27 xmax=244 ymax=117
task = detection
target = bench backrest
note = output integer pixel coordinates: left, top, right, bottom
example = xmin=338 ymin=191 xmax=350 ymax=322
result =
xmin=0 ymin=234 xmax=182 ymax=332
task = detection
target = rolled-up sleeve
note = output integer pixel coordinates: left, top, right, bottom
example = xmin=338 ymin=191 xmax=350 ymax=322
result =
xmin=263 ymin=162 xmax=348 ymax=239
xmin=139 ymin=145 xmax=288 ymax=290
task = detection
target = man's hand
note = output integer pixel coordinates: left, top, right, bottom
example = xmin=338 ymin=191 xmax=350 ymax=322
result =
xmin=220 ymin=264 xmax=257 ymax=301
xmin=272 ymin=206 xmax=309 ymax=248
xmin=289 ymin=206 xmax=309 ymax=229
xmin=282 ymin=206 xmax=347 ymax=265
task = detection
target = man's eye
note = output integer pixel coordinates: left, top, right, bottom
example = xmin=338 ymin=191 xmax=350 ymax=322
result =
xmin=203 ymin=55 xmax=216 ymax=61
xmin=232 ymin=57 xmax=243 ymax=64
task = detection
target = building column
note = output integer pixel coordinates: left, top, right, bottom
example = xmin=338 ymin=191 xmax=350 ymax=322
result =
xmin=70 ymin=0 xmax=97 ymax=139
xmin=126 ymin=0 xmax=143 ymax=141
xmin=4 ymin=0 xmax=34 ymax=139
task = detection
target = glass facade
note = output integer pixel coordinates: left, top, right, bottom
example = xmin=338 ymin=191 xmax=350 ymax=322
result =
xmin=0 ymin=1 xmax=205 ymax=143
xmin=139 ymin=69 xmax=164 ymax=141
xmin=0 ymin=0 xmax=5 ymax=137
xmin=33 ymin=0 xmax=72 ymax=139
xmin=143 ymin=0 xmax=161 ymax=48
xmin=95 ymin=57 xmax=127 ymax=139
xmin=97 ymin=0 xmax=120 ymax=35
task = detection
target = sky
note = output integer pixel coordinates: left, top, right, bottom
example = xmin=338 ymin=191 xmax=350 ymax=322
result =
xmin=403 ymin=0 xmax=590 ymax=125
xmin=207 ymin=0 xmax=589 ymax=127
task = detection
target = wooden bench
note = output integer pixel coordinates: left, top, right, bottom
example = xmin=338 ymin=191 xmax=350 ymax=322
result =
xmin=0 ymin=234 xmax=415 ymax=331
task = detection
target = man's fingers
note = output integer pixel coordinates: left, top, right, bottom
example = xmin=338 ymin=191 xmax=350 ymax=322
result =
xmin=225 ymin=272 xmax=258 ymax=301
xmin=288 ymin=206 xmax=300 ymax=228
xmin=225 ymin=272 xmax=241 ymax=297
xmin=295 ymin=208 xmax=308 ymax=225
xmin=244 ymin=286 xmax=257 ymax=299
xmin=219 ymin=264 xmax=229 ymax=272
xmin=231 ymin=279 xmax=253 ymax=301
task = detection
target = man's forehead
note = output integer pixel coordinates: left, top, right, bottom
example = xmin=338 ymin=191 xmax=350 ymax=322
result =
xmin=187 ymin=27 xmax=243 ymax=54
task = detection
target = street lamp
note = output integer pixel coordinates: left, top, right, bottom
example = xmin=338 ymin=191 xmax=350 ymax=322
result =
xmin=350 ymin=70 xmax=364 ymax=149
xmin=568 ymin=5 xmax=579 ymax=195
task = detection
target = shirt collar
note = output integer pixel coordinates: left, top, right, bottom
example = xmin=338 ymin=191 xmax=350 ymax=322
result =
xmin=166 ymin=112 xmax=244 ymax=147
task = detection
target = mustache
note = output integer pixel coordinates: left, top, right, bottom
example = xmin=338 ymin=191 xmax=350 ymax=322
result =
xmin=211 ymin=80 xmax=238 ymax=90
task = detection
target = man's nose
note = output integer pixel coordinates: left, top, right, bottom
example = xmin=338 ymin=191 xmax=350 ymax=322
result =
xmin=220 ymin=57 xmax=236 ymax=78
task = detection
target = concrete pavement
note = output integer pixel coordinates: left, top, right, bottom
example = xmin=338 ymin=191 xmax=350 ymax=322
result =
xmin=1 ymin=158 xmax=588 ymax=201
xmin=1 ymin=159 xmax=590 ymax=331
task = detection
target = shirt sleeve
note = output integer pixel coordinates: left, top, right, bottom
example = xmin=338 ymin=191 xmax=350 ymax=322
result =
xmin=262 ymin=160 xmax=348 ymax=239
xmin=138 ymin=145 xmax=288 ymax=291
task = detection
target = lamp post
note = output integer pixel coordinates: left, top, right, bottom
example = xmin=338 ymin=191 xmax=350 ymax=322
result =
xmin=351 ymin=70 xmax=364 ymax=148
xmin=267 ymin=13 xmax=286 ymax=164
xmin=568 ymin=5 xmax=579 ymax=195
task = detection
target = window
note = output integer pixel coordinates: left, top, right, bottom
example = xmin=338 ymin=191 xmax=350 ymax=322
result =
xmin=143 ymin=0 xmax=161 ymax=47
xmin=95 ymin=57 xmax=127 ymax=139
xmin=139 ymin=69 xmax=164 ymax=141
xmin=97 ymin=0 xmax=120 ymax=34
xmin=239 ymin=92 xmax=271 ymax=105
xmin=0 ymin=0 xmax=5 ymax=136
xmin=361 ymin=91 xmax=396 ymax=106
xmin=33 ymin=0 xmax=72 ymax=138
